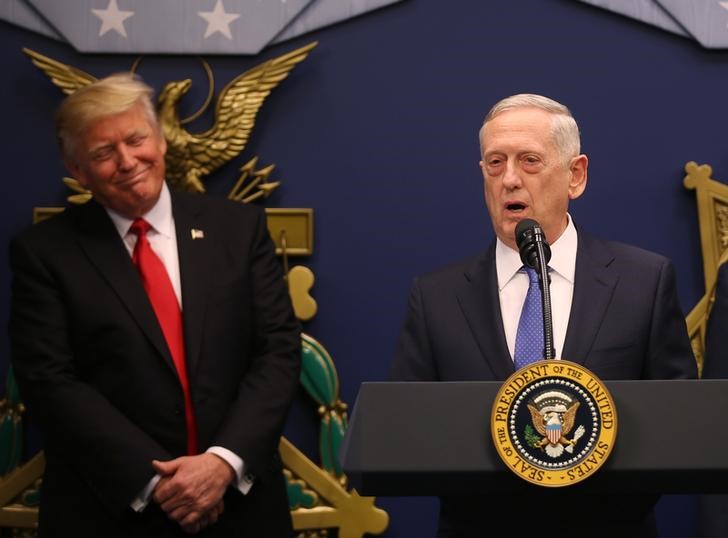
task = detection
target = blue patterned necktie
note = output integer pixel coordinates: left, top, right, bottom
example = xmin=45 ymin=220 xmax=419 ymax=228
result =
xmin=514 ymin=267 xmax=544 ymax=369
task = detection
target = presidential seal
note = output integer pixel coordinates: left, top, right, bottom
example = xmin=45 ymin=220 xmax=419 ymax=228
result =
xmin=491 ymin=360 xmax=617 ymax=487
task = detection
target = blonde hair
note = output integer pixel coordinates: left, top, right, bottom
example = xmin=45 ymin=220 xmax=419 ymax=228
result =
xmin=56 ymin=72 xmax=159 ymax=160
xmin=479 ymin=93 xmax=581 ymax=163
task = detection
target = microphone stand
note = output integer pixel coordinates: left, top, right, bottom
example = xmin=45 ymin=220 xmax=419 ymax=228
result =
xmin=534 ymin=240 xmax=556 ymax=360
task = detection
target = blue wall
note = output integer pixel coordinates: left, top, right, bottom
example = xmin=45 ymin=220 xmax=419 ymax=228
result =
xmin=2 ymin=0 xmax=727 ymax=535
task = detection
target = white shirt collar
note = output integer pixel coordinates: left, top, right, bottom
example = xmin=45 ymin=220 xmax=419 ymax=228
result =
xmin=496 ymin=214 xmax=578 ymax=290
xmin=106 ymin=182 xmax=173 ymax=239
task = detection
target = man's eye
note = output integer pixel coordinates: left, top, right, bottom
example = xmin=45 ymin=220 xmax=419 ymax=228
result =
xmin=128 ymin=135 xmax=146 ymax=146
xmin=91 ymin=149 xmax=112 ymax=161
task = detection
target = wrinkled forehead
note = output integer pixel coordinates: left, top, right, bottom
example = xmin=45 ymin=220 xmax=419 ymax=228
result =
xmin=482 ymin=109 xmax=558 ymax=153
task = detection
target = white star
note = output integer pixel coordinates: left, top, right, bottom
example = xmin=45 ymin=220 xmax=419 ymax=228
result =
xmin=91 ymin=0 xmax=134 ymax=38
xmin=199 ymin=0 xmax=241 ymax=40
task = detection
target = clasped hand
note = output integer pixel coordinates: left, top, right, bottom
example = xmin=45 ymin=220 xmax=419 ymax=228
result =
xmin=152 ymin=453 xmax=235 ymax=534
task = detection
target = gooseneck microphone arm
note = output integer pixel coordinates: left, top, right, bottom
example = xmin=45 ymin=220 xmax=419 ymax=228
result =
xmin=514 ymin=219 xmax=556 ymax=361
xmin=533 ymin=236 xmax=556 ymax=360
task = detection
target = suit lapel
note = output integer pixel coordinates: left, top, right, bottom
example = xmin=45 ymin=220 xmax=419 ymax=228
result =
xmin=171 ymin=192 xmax=209 ymax=377
xmin=456 ymin=244 xmax=515 ymax=380
xmin=74 ymin=200 xmax=175 ymax=370
xmin=561 ymin=231 xmax=618 ymax=365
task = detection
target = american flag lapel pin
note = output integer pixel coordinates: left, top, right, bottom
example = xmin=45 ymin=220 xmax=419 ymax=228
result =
xmin=191 ymin=229 xmax=204 ymax=240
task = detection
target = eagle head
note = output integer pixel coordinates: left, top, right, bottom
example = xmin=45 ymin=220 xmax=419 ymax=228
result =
xmin=157 ymin=79 xmax=192 ymax=134
xmin=157 ymin=79 xmax=192 ymax=115
xmin=543 ymin=411 xmax=561 ymax=426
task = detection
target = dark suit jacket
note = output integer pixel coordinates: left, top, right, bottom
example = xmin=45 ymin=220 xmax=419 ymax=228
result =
xmin=390 ymin=230 xmax=697 ymax=537
xmin=697 ymin=261 xmax=728 ymax=538
xmin=702 ymin=261 xmax=728 ymax=379
xmin=9 ymin=190 xmax=301 ymax=537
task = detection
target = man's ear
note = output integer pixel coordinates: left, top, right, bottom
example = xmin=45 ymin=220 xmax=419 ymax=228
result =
xmin=568 ymin=154 xmax=588 ymax=200
xmin=65 ymin=160 xmax=86 ymax=188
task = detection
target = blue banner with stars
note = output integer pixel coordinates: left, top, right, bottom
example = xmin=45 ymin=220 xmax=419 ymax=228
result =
xmin=0 ymin=0 xmax=404 ymax=54
xmin=577 ymin=0 xmax=728 ymax=48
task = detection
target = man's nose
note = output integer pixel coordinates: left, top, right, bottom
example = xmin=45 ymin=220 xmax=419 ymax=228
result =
xmin=116 ymin=144 xmax=136 ymax=171
xmin=502 ymin=162 xmax=522 ymax=189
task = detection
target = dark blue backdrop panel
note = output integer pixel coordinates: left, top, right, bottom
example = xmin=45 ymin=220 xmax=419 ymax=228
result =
xmin=2 ymin=0 xmax=727 ymax=536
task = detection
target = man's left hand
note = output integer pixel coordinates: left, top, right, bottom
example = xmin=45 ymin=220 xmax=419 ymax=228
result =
xmin=152 ymin=453 xmax=235 ymax=528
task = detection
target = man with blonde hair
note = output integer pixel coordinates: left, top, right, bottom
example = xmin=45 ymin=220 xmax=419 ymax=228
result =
xmin=10 ymin=72 xmax=301 ymax=536
xmin=391 ymin=93 xmax=696 ymax=536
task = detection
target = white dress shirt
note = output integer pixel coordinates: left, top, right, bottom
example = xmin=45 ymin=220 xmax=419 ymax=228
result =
xmin=496 ymin=215 xmax=578 ymax=361
xmin=105 ymin=183 xmax=253 ymax=510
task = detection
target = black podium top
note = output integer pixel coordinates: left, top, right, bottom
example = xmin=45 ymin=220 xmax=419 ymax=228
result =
xmin=340 ymin=380 xmax=728 ymax=495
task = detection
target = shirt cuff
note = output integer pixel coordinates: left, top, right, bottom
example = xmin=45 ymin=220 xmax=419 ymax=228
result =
xmin=130 ymin=474 xmax=161 ymax=512
xmin=207 ymin=446 xmax=254 ymax=495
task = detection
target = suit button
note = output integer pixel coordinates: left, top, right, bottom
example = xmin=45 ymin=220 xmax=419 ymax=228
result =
xmin=173 ymin=407 xmax=182 ymax=416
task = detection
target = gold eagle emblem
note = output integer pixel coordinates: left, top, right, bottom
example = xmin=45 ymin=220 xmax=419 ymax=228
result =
xmin=527 ymin=394 xmax=585 ymax=458
xmin=23 ymin=43 xmax=316 ymax=193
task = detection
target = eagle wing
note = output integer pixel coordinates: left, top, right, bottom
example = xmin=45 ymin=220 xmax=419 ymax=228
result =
xmin=180 ymin=41 xmax=317 ymax=178
xmin=562 ymin=401 xmax=580 ymax=434
xmin=23 ymin=48 xmax=96 ymax=95
xmin=527 ymin=404 xmax=547 ymax=435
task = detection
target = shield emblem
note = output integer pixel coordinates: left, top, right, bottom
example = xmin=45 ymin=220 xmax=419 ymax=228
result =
xmin=546 ymin=422 xmax=561 ymax=445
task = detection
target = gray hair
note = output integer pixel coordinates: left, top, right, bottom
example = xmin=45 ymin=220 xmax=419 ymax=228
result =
xmin=56 ymin=72 xmax=159 ymax=161
xmin=478 ymin=93 xmax=581 ymax=163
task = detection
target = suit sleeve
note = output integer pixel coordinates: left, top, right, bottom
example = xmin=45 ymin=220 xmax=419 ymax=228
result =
xmin=701 ymin=262 xmax=728 ymax=379
xmin=208 ymin=208 xmax=301 ymax=476
xmin=389 ymin=277 xmax=439 ymax=381
xmin=9 ymin=236 xmax=172 ymax=513
xmin=643 ymin=257 xmax=698 ymax=379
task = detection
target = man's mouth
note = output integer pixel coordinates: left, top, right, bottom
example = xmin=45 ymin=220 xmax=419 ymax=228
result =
xmin=115 ymin=167 xmax=149 ymax=187
xmin=506 ymin=202 xmax=526 ymax=213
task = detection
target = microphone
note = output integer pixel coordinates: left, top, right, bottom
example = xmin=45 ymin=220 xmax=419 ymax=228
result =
xmin=514 ymin=219 xmax=556 ymax=360
xmin=515 ymin=219 xmax=551 ymax=271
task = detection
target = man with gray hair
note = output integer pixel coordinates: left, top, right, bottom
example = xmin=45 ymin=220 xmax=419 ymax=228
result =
xmin=390 ymin=93 xmax=696 ymax=536
xmin=9 ymin=72 xmax=301 ymax=536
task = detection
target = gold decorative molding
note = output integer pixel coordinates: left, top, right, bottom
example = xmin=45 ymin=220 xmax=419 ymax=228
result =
xmin=267 ymin=209 xmax=314 ymax=256
xmin=31 ymin=208 xmax=63 ymax=225
xmin=0 ymin=452 xmax=44 ymax=529
xmin=288 ymin=266 xmax=318 ymax=321
xmin=282 ymin=438 xmax=388 ymax=537
xmin=683 ymin=161 xmax=728 ymax=375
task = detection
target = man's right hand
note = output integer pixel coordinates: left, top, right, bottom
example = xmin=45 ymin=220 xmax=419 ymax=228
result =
xmin=152 ymin=453 xmax=235 ymax=532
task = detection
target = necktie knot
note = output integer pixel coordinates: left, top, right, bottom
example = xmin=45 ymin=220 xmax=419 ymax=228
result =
xmin=523 ymin=266 xmax=539 ymax=284
xmin=129 ymin=218 xmax=152 ymax=238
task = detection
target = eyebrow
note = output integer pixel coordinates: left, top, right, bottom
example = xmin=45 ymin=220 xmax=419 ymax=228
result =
xmin=484 ymin=147 xmax=544 ymax=157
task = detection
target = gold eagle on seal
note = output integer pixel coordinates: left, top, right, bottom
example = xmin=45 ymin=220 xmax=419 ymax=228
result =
xmin=23 ymin=43 xmax=316 ymax=193
xmin=527 ymin=398 xmax=584 ymax=458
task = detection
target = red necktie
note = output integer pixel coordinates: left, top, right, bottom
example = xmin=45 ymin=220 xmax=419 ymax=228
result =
xmin=129 ymin=218 xmax=198 ymax=455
